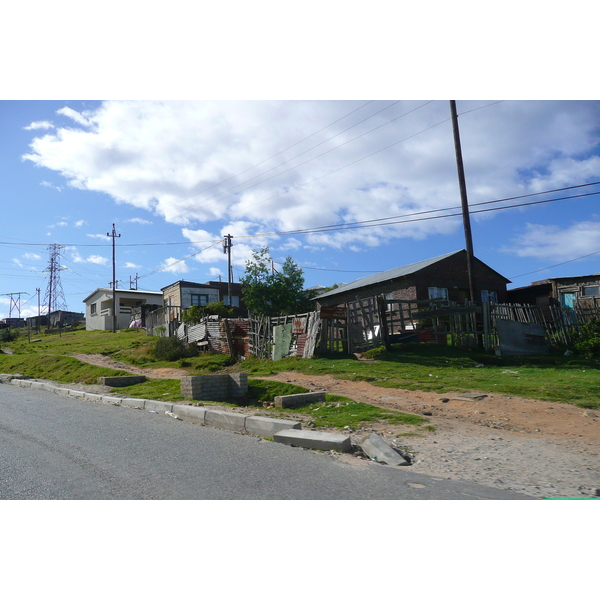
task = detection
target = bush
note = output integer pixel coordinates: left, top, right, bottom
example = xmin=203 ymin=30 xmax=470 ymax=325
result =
xmin=154 ymin=336 xmax=199 ymax=362
xmin=572 ymin=319 xmax=600 ymax=358
xmin=0 ymin=328 xmax=18 ymax=343
xmin=182 ymin=302 xmax=234 ymax=324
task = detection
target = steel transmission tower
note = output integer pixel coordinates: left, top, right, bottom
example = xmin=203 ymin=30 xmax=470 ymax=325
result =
xmin=43 ymin=244 xmax=68 ymax=314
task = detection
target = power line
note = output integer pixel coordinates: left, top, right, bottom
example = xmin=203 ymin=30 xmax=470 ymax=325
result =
xmin=509 ymin=249 xmax=600 ymax=280
xmin=177 ymin=100 xmax=378 ymax=204
xmin=205 ymin=101 xmax=437 ymax=215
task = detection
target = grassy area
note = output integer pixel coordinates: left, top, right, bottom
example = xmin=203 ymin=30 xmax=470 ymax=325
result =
xmin=2 ymin=328 xmax=599 ymax=410
xmin=0 ymin=354 xmax=130 ymax=384
xmin=238 ymin=344 xmax=600 ymax=409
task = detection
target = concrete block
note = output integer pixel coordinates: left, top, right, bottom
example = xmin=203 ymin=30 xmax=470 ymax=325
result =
xmin=101 ymin=396 xmax=121 ymax=405
xmin=54 ymin=388 xmax=71 ymax=397
xmin=68 ymin=389 xmax=86 ymax=398
xmin=359 ymin=433 xmax=409 ymax=466
xmin=171 ymin=404 xmax=208 ymax=424
xmin=83 ymin=393 xmax=103 ymax=402
xmin=205 ymin=409 xmax=247 ymax=432
xmin=274 ymin=392 xmax=326 ymax=408
xmin=9 ymin=379 xmax=30 ymax=387
xmin=144 ymin=399 xmax=174 ymax=413
xmin=273 ymin=429 xmax=352 ymax=452
xmin=245 ymin=416 xmax=302 ymax=437
xmin=98 ymin=376 xmax=147 ymax=387
xmin=121 ymin=397 xmax=146 ymax=409
xmin=30 ymin=381 xmax=44 ymax=389
xmin=42 ymin=383 xmax=57 ymax=393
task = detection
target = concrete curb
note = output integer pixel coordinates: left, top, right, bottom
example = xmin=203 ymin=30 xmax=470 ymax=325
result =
xmin=3 ymin=377 xmax=309 ymax=442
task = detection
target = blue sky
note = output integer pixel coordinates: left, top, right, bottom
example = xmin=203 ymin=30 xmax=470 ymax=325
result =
xmin=1 ymin=99 xmax=600 ymax=320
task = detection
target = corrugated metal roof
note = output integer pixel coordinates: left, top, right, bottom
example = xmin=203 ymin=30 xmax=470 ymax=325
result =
xmin=315 ymin=250 xmax=464 ymax=300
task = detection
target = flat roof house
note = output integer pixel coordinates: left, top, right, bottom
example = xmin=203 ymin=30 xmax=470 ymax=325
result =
xmin=83 ymin=288 xmax=163 ymax=331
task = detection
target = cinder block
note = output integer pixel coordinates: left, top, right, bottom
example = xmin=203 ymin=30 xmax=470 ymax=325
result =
xmin=98 ymin=376 xmax=147 ymax=387
xmin=274 ymin=392 xmax=326 ymax=408
xmin=359 ymin=433 xmax=409 ymax=466
xmin=245 ymin=416 xmax=302 ymax=437
xmin=144 ymin=399 xmax=174 ymax=413
xmin=205 ymin=409 xmax=247 ymax=432
xmin=273 ymin=429 xmax=352 ymax=452
xmin=172 ymin=404 xmax=207 ymax=424
xmin=121 ymin=397 xmax=146 ymax=409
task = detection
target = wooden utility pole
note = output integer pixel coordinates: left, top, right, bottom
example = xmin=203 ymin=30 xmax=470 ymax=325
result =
xmin=107 ymin=224 xmax=121 ymax=332
xmin=450 ymin=100 xmax=476 ymax=303
xmin=223 ymin=234 xmax=233 ymax=307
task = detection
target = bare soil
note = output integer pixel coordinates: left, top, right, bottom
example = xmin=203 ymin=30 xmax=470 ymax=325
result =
xmin=70 ymin=353 xmax=600 ymax=499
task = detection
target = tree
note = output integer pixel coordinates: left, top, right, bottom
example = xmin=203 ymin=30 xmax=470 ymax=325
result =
xmin=240 ymin=247 xmax=314 ymax=316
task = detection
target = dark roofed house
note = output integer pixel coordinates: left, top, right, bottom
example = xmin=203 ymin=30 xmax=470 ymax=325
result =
xmin=315 ymin=250 xmax=510 ymax=308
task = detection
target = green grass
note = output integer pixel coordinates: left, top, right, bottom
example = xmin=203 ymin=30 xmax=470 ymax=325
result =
xmin=0 ymin=354 xmax=130 ymax=384
xmin=236 ymin=344 xmax=600 ymax=409
xmin=115 ymin=378 xmax=184 ymax=402
xmin=3 ymin=328 xmax=599 ymax=410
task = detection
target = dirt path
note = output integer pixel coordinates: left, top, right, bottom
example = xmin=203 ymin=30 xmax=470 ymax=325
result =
xmin=71 ymin=353 xmax=190 ymax=379
xmin=70 ymin=353 xmax=600 ymax=498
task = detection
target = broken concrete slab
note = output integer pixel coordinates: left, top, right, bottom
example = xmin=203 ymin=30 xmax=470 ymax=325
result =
xmin=274 ymin=392 xmax=326 ymax=408
xmin=245 ymin=416 xmax=301 ymax=437
xmin=450 ymin=393 xmax=488 ymax=402
xmin=98 ymin=376 xmax=147 ymax=387
xmin=360 ymin=433 xmax=409 ymax=466
xmin=273 ymin=429 xmax=352 ymax=452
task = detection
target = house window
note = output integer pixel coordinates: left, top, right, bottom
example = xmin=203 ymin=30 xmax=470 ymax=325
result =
xmin=90 ymin=303 xmax=97 ymax=315
xmin=481 ymin=290 xmax=498 ymax=303
xmin=428 ymin=287 xmax=448 ymax=300
xmin=191 ymin=294 xmax=209 ymax=307
xmin=583 ymin=285 xmax=600 ymax=297
xmin=223 ymin=295 xmax=240 ymax=307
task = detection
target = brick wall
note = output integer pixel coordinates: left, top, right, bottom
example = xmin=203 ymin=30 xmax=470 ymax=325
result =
xmin=181 ymin=373 xmax=248 ymax=403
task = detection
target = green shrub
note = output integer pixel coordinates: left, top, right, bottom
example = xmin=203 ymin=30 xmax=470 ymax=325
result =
xmin=572 ymin=319 xmax=600 ymax=358
xmin=154 ymin=336 xmax=199 ymax=361
xmin=0 ymin=328 xmax=18 ymax=343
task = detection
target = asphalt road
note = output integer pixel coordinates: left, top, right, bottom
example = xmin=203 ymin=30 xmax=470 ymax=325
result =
xmin=0 ymin=383 xmax=533 ymax=500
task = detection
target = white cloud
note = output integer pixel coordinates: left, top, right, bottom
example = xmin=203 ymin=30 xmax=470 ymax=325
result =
xmin=75 ymin=220 xmax=85 ymax=227
xmin=71 ymin=250 xmax=108 ymax=265
xmin=41 ymin=181 xmax=63 ymax=191
xmin=12 ymin=258 xmax=23 ymax=268
xmin=125 ymin=218 xmax=152 ymax=225
xmin=22 ymin=100 xmax=600 ymax=255
xmin=24 ymin=121 xmax=53 ymax=130
xmin=87 ymin=233 xmax=110 ymax=240
xmin=124 ymin=262 xmax=141 ymax=269
xmin=160 ymin=257 xmax=190 ymax=273
xmin=48 ymin=221 xmax=67 ymax=228
xmin=88 ymin=255 xmax=108 ymax=265
xmin=56 ymin=106 xmax=92 ymax=126
xmin=503 ymin=219 xmax=600 ymax=263
xmin=209 ymin=267 xmax=223 ymax=278
xmin=23 ymin=253 xmax=41 ymax=260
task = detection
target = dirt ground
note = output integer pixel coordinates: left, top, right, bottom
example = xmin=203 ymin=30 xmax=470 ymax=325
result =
xmin=69 ymin=353 xmax=599 ymax=498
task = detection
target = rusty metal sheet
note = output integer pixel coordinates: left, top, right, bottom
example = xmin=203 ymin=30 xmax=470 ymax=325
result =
xmin=292 ymin=317 xmax=307 ymax=334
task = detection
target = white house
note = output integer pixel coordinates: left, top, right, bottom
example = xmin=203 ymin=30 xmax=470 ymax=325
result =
xmin=83 ymin=288 xmax=163 ymax=331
